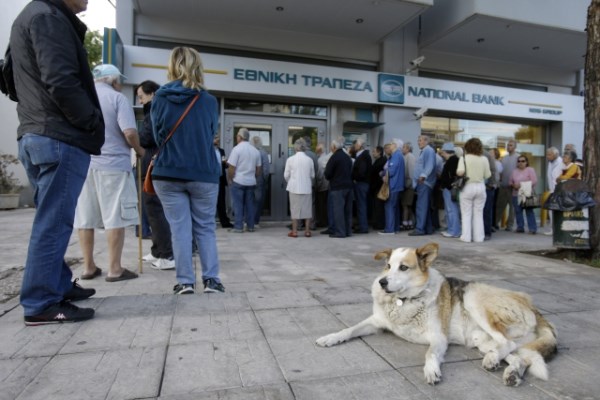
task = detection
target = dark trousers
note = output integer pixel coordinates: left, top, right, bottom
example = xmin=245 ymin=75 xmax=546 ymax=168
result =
xmin=484 ymin=187 xmax=495 ymax=236
xmin=143 ymin=191 xmax=173 ymax=259
xmin=217 ymin=181 xmax=231 ymax=227
xmin=353 ymin=182 xmax=369 ymax=232
xmin=316 ymin=190 xmax=329 ymax=228
xmin=330 ymin=188 xmax=353 ymax=237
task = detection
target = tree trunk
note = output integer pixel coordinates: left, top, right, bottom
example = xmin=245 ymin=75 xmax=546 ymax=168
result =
xmin=584 ymin=0 xmax=600 ymax=257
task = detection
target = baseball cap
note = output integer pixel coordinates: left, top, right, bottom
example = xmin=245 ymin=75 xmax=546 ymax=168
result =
xmin=441 ymin=142 xmax=455 ymax=152
xmin=92 ymin=64 xmax=127 ymax=80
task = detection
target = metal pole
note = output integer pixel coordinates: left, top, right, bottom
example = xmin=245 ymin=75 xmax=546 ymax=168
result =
xmin=137 ymin=156 xmax=143 ymax=274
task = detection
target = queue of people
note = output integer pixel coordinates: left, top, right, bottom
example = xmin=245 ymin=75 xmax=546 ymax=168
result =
xmin=8 ymin=0 xmax=582 ymax=326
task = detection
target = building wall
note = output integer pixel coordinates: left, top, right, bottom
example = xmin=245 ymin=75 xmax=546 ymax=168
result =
xmin=0 ymin=0 xmax=30 ymax=191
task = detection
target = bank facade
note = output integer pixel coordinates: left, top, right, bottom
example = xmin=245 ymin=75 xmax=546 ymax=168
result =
xmin=5 ymin=0 xmax=587 ymax=218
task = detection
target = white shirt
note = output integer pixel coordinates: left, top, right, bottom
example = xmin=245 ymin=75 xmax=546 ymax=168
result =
xmin=284 ymin=151 xmax=315 ymax=194
xmin=91 ymin=83 xmax=137 ymax=171
xmin=547 ymin=156 xmax=563 ymax=192
xmin=228 ymin=141 xmax=261 ymax=186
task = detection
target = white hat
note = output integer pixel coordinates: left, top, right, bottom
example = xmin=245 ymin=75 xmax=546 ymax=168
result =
xmin=92 ymin=64 xmax=127 ymax=80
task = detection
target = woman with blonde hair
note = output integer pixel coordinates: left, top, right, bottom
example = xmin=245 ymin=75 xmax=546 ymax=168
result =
xmin=150 ymin=47 xmax=225 ymax=295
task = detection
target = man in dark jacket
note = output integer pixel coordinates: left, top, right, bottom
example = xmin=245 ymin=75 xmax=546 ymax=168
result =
xmin=11 ymin=0 xmax=105 ymax=325
xmin=351 ymin=139 xmax=372 ymax=234
xmin=324 ymin=137 xmax=353 ymax=238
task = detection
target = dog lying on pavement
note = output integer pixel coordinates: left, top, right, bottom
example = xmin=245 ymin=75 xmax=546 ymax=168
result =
xmin=316 ymin=242 xmax=557 ymax=386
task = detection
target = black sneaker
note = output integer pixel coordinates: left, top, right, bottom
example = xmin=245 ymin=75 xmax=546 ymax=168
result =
xmin=173 ymin=283 xmax=195 ymax=295
xmin=203 ymin=278 xmax=225 ymax=293
xmin=63 ymin=278 xmax=96 ymax=301
xmin=24 ymin=301 xmax=95 ymax=326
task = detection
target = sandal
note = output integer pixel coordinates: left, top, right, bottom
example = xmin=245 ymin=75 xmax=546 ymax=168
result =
xmin=304 ymin=231 xmax=312 ymax=237
xmin=81 ymin=267 xmax=102 ymax=280
xmin=105 ymin=268 xmax=138 ymax=282
xmin=288 ymin=231 xmax=298 ymax=238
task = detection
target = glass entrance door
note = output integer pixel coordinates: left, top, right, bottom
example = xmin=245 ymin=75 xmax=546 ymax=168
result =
xmin=223 ymin=115 xmax=326 ymax=221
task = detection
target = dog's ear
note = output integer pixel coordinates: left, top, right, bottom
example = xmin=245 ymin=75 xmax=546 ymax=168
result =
xmin=374 ymin=248 xmax=393 ymax=261
xmin=416 ymin=242 xmax=439 ymax=271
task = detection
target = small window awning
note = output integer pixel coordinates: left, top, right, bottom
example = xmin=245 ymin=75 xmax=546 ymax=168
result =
xmin=343 ymin=121 xmax=385 ymax=130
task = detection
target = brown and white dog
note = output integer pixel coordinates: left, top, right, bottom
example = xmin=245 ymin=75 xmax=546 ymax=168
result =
xmin=316 ymin=243 xmax=557 ymax=386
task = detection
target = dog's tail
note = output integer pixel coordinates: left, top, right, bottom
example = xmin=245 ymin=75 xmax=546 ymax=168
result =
xmin=519 ymin=311 xmax=557 ymax=380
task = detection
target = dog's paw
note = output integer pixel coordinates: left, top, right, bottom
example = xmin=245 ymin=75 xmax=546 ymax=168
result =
xmin=423 ymin=362 xmax=442 ymax=385
xmin=503 ymin=366 xmax=523 ymax=387
xmin=316 ymin=333 xmax=344 ymax=347
xmin=482 ymin=352 xmax=500 ymax=371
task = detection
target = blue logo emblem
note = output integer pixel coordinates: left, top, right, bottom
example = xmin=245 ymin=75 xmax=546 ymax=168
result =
xmin=378 ymin=74 xmax=404 ymax=104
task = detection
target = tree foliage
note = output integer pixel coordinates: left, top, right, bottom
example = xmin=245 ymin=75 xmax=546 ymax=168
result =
xmin=84 ymin=30 xmax=103 ymax=70
xmin=584 ymin=0 xmax=600 ymax=257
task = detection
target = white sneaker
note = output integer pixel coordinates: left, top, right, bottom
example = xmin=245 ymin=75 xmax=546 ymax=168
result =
xmin=151 ymin=258 xmax=175 ymax=270
xmin=543 ymin=230 xmax=553 ymax=236
xmin=142 ymin=252 xmax=157 ymax=262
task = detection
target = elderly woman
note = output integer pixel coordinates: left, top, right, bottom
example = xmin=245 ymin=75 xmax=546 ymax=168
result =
xmin=510 ymin=155 xmax=538 ymax=234
xmin=456 ymin=138 xmax=491 ymax=243
xmin=439 ymin=142 xmax=461 ymax=238
xmin=557 ymin=150 xmax=581 ymax=182
xmin=284 ymin=138 xmax=315 ymax=237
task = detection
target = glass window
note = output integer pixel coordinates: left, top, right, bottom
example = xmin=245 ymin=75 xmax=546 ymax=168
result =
xmin=225 ymin=99 xmax=327 ymax=117
xmin=421 ymin=116 xmax=546 ymax=189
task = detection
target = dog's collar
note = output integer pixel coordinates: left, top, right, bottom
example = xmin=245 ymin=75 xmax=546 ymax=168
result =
xmin=395 ymin=288 xmax=430 ymax=306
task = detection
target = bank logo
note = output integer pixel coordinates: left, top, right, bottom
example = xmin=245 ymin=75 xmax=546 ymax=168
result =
xmin=378 ymin=74 xmax=405 ymax=104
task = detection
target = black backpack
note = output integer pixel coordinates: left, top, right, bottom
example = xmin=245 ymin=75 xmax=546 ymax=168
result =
xmin=0 ymin=46 xmax=18 ymax=102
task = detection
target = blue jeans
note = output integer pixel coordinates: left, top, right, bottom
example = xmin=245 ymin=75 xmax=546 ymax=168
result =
xmin=230 ymin=182 xmax=256 ymax=230
xmin=383 ymin=191 xmax=400 ymax=233
xmin=18 ymin=134 xmax=90 ymax=316
xmin=154 ymin=180 xmax=221 ymax=285
xmin=329 ymin=188 xmax=352 ymax=237
xmin=253 ymin=176 xmax=268 ymax=225
xmin=442 ymin=188 xmax=461 ymax=236
xmin=415 ymin=183 xmax=433 ymax=234
xmin=353 ymin=181 xmax=369 ymax=232
xmin=512 ymin=196 xmax=537 ymax=233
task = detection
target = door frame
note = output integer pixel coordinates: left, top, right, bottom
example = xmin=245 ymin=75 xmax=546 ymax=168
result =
xmin=222 ymin=113 xmax=327 ymax=221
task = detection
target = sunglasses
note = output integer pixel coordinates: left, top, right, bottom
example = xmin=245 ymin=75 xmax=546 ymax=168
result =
xmin=518 ymin=160 xmax=527 ymax=163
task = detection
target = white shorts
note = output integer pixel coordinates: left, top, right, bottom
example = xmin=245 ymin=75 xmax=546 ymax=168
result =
xmin=74 ymin=169 xmax=139 ymax=229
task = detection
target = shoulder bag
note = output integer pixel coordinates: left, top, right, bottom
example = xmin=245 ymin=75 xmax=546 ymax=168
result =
xmin=450 ymin=156 xmax=469 ymax=202
xmin=377 ymin=170 xmax=390 ymax=201
xmin=143 ymin=94 xmax=200 ymax=194
xmin=522 ymin=188 xmax=541 ymax=209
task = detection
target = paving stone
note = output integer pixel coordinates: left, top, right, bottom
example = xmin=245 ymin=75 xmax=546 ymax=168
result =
xmin=175 ymin=292 xmax=252 ymax=314
xmin=291 ymin=370 xmax=425 ymax=400
xmin=399 ymin=360 xmax=553 ymax=400
xmin=1 ymin=321 xmax=82 ymax=359
xmin=161 ymin=340 xmax=284 ymax=395
xmin=267 ymin=335 xmax=392 ymax=381
xmin=170 ymin=310 xmax=263 ymax=344
xmin=246 ymin=287 xmax=321 ymax=310
xmin=0 ymin=357 xmax=50 ymax=400
xmin=158 ymin=384 xmax=294 ymax=400
xmin=59 ymin=295 xmax=176 ymax=353
xmin=307 ymin=285 xmax=372 ymax=305
xmin=15 ymin=347 xmax=165 ymax=400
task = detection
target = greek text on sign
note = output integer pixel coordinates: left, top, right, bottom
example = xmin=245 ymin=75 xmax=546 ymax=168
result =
xmin=234 ymin=69 xmax=373 ymax=92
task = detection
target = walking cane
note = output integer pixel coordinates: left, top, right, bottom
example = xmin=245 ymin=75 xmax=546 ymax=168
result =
xmin=137 ymin=156 xmax=143 ymax=274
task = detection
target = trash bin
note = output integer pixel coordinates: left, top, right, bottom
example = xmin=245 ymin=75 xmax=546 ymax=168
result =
xmin=552 ymin=209 xmax=590 ymax=249
xmin=544 ymin=180 xmax=596 ymax=250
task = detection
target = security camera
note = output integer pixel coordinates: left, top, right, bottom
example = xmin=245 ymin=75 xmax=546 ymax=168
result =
xmin=409 ymin=56 xmax=425 ymax=67
xmin=413 ymin=107 xmax=428 ymax=120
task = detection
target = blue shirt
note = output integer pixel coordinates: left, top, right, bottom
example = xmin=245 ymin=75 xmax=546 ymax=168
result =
xmin=387 ymin=150 xmax=405 ymax=193
xmin=413 ymin=145 xmax=437 ymax=188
